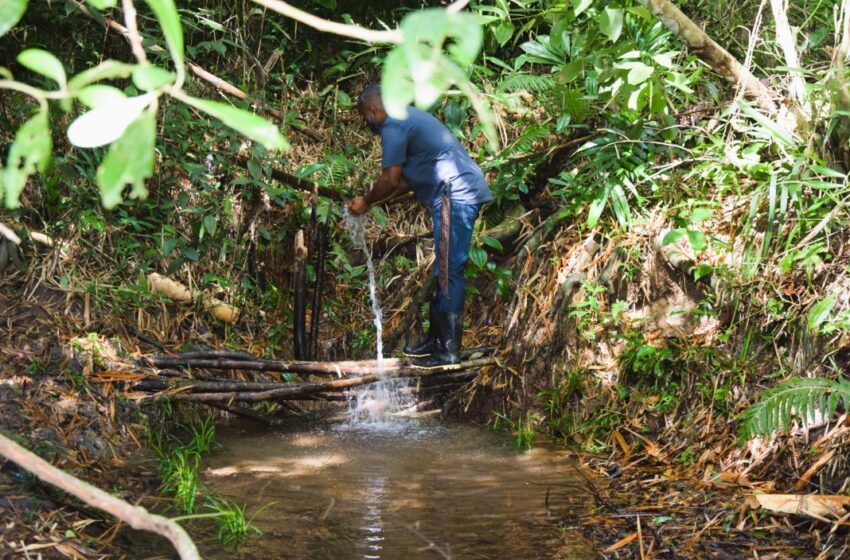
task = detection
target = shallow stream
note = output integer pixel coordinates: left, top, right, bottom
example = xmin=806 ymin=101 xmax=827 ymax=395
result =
xmin=195 ymin=418 xmax=598 ymax=559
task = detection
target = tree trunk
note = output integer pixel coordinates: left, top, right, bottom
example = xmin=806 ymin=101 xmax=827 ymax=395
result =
xmin=638 ymin=0 xmax=777 ymax=112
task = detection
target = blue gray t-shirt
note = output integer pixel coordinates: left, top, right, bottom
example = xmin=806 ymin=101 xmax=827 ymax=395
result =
xmin=380 ymin=107 xmax=493 ymax=207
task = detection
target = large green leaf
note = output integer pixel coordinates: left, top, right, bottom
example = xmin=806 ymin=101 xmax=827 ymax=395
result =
xmin=132 ymin=63 xmax=175 ymax=91
xmin=807 ymin=295 xmax=836 ymax=334
xmin=68 ymin=60 xmax=135 ymax=91
xmin=382 ymin=8 xmax=483 ymax=119
xmin=76 ymin=85 xmax=127 ymax=109
xmin=3 ymin=110 xmax=51 ymax=208
xmin=0 ymin=0 xmax=27 ymax=38
xmin=17 ymin=49 xmax=67 ymax=88
xmin=599 ymin=7 xmax=624 ymax=42
xmin=144 ymin=0 xmax=184 ymax=71
xmin=96 ymin=109 xmax=156 ymax=209
xmin=67 ymin=93 xmax=154 ymax=148
xmin=179 ymin=95 xmax=288 ymax=150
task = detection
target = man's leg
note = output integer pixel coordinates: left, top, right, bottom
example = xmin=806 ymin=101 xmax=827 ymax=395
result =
xmin=415 ymin=201 xmax=481 ymax=367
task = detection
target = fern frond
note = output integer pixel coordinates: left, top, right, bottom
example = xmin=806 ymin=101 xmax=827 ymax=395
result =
xmin=738 ymin=377 xmax=850 ymax=444
xmin=498 ymin=74 xmax=556 ymax=93
xmin=508 ymin=124 xmax=551 ymax=155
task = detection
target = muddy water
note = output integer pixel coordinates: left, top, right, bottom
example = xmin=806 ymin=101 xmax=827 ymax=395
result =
xmin=199 ymin=419 xmax=598 ymax=559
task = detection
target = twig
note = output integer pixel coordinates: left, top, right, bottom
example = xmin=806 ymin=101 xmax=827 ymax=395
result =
xmin=250 ymin=0 xmax=403 ymax=43
xmin=121 ymin=0 xmax=148 ymax=64
xmin=0 ymin=431 xmax=199 ymax=560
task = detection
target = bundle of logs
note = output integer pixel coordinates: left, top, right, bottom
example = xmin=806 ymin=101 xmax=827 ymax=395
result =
xmin=128 ymin=348 xmax=498 ymax=422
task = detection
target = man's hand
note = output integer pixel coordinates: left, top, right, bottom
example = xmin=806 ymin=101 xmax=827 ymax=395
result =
xmin=347 ymin=196 xmax=370 ymax=215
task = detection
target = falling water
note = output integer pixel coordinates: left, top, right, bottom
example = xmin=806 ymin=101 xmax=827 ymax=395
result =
xmin=342 ymin=210 xmax=410 ymax=423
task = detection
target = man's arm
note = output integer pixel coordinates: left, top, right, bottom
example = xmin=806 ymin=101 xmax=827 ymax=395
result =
xmin=348 ymin=165 xmax=409 ymax=214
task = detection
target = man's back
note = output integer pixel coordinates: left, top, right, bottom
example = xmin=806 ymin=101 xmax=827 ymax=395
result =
xmin=380 ymin=107 xmax=493 ymax=206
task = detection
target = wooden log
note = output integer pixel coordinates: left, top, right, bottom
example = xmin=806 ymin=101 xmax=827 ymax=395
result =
xmin=146 ymin=358 xmax=497 ymax=403
xmin=234 ymin=157 xmax=344 ymax=201
xmin=147 ymin=273 xmax=239 ymax=324
xmin=142 ymin=347 xmax=495 ymax=376
xmin=206 ymin=403 xmax=283 ymax=426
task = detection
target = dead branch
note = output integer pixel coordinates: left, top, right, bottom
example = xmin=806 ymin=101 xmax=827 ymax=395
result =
xmin=0 ymin=431 xmax=199 ymax=560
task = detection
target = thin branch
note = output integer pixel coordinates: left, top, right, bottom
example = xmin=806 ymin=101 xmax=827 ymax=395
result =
xmin=250 ymin=0 xmax=403 ymax=43
xmin=121 ymin=0 xmax=148 ymax=64
xmin=446 ymin=0 xmax=472 ymax=13
xmin=0 ymin=431 xmax=199 ymax=560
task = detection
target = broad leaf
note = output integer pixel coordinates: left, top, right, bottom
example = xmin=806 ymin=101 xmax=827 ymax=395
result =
xmin=96 ymin=109 xmax=156 ymax=208
xmin=0 ymin=0 xmax=27 ymax=38
xmin=17 ymin=49 xmax=66 ymax=88
xmin=76 ymin=85 xmax=127 ymax=108
xmin=587 ymin=186 xmax=610 ymax=228
xmin=599 ymin=7 xmax=623 ymax=42
xmin=686 ymin=230 xmax=707 ymax=252
xmin=67 ymin=93 xmax=154 ymax=148
xmin=807 ymin=295 xmax=836 ymax=334
xmin=68 ymin=60 xmax=134 ymax=91
xmin=469 ymin=246 xmax=487 ymax=267
xmin=180 ymin=95 xmax=288 ymax=150
xmin=573 ymin=0 xmax=592 ymax=17
xmin=492 ymin=21 xmax=514 ymax=47
xmin=145 ymin=0 xmax=184 ymax=71
xmin=2 ymin=110 xmax=51 ymax=208
xmin=626 ymin=62 xmax=654 ymax=85
xmin=662 ymin=228 xmax=686 ymax=246
xmin=132 ymin=63 xmax=176 ymax=91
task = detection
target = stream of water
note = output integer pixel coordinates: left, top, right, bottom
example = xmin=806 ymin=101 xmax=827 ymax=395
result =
xmin=194 ymin=418 xmax=598 ymax=560
xmin=342 ymin=210 xmax=411 ymax=423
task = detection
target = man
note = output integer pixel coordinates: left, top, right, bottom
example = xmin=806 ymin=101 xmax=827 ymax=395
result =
xmin=347 ymin=84 xmax=493 ymax=367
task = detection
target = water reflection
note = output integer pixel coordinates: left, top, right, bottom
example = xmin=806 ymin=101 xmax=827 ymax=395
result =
xmin=195 ymin=419 xmax=597 ymax=560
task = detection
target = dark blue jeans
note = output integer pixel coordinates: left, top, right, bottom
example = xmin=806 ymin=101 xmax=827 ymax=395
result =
xmin=431 ymin=199 xmax=482 ymax=314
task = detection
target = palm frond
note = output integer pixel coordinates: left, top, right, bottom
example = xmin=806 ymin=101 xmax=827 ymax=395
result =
xmin=738 ymin=377 xmax=850 ymax=444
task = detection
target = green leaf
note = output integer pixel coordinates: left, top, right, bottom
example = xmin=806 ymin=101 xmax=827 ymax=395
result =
xmin=686 ymin=230 xmax=707 ymax=252
xmin=68 ymin=60 xmax=135 ymax=91
xmin=662 ymin=229 xmax=686 ymax=246
xmin=557 ymin=59 xmax=583 ymax=83
xmin=482 ymin=236 xmax=503 ymax=252
xmin=179 ymin=95 xmax=289 ymax=150
xmin=17 ymin=49 xmax=66 ymax=88
xmin=573 ymin=0 xmax=592 ymax=17
xmin=690 ymin=207 xmax=712 ymax=223
xmin=587 ymin=187 xmax=609 ymax=228
xmin=626 ymin=62 xmax=654 ymax=85
xmin=86 ymin=0 xmax=117 ymax=9
xmin=0 ymin=0 xmax=27 ymax=38
xmin=492 ymin=21 xmax=514 ymax=47
xmin=599 ymin=7 xmax=624 ymax=42
xmin=144 ymin=0 xmax=184 ymax=71
xmin=132 ymin=63 xmax=176 ymax=91
xmin=96 ymin=109 xmax=156 ymax=209
xmin=203 ymin=215 xmax=218 ymax=237
xmin=67 ymin=93 xmax=154 ymax=148
xmin=76 ymin=85 xmax=127 ymax=108
xmin=2 ymin=110 xmax=51 ymax=208
xmin=0 ymin=66 xmax=11 ymax=79
xmin=162 ymin=237 xmax=179 ymax=256
xmin=469 ymin=246 xmax=487 ymax=267
xmin=550 ymin=17 xmax=570 ymax=53
xmin=693 ymin=263 xmax=713 ymax=281
xmin=807 ymin=295 xmax=836 ymax=334
xmin=738 ymin=102 xmax=796 ymax=148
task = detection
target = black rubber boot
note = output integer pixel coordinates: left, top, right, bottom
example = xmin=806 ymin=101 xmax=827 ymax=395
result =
xmin=403 ymin=304 xmax=442 ymax=357
xmin=413 ymin=312 xmax=462 ymax=368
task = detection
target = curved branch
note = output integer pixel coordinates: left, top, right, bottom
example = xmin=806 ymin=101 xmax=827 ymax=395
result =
xmin=0 ymin=431 xmax=199 ymax=560
xmin=251 ymin=0 xmax=403 ymax=43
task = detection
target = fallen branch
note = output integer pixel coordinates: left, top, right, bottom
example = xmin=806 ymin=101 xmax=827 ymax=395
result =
xmin=142 ymin=347 xmax=495 ymax=376
xmin=143 ymin=357 xmax=498 ymax=402
xmin=0 ymin=431 xmax=199 ymax=560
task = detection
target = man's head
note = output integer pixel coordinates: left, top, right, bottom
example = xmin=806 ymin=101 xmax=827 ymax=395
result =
xmin=357 ymin=84 xmax=387 ymax=135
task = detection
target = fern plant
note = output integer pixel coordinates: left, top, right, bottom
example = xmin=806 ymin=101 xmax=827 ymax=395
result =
xmin=738 ymin=377 xmax=850 ymax=444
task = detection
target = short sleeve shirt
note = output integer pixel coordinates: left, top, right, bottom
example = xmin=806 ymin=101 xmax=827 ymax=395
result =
xmin=380 ymin=107 xmax=493 ymax=207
